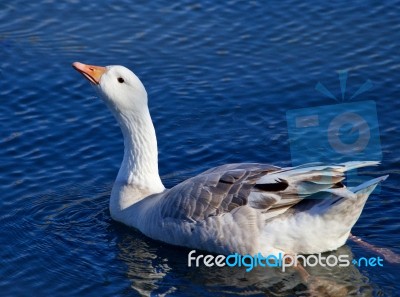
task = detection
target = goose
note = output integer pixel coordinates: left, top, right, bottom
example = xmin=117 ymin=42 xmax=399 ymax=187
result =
xmin=72 ymin=62 xmax=387 ymax=261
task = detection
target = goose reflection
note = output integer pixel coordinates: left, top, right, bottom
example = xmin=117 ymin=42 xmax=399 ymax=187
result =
xmin=116 ymin=232 xmax=375 ymax=296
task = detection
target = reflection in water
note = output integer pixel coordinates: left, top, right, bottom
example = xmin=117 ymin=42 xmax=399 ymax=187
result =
xmin=118 ymin=234 xmax=173 ymax=296
xmin=117 ymin=233 xmax=374 ymax=296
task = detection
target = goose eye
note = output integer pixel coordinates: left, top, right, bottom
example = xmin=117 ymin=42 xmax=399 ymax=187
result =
xmin=117 ymin=77 xmax=124 ymax=83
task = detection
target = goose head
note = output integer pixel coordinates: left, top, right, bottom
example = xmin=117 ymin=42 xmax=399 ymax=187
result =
xmin=72 ymin=62 xmax=148 ymax=114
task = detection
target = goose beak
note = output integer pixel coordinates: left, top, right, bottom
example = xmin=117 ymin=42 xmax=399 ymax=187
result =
xmin=72 ymin=62 xmax=106 ymax=85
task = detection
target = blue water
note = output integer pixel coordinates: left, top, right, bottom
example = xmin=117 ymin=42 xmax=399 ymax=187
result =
xmin=1 ymin=1 xmax=399 ymax=296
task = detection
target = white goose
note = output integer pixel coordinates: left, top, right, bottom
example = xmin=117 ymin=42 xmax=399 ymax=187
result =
xmin=72 ymin=62 xmax=387 ymax=258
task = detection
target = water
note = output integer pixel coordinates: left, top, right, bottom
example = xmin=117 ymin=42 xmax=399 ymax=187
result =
xmin=1 ymin=0 xmax=399 ymax=296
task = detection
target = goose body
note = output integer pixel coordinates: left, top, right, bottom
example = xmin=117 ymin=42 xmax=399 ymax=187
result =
xmin=73 ymin=62 xmax=387 ymax=257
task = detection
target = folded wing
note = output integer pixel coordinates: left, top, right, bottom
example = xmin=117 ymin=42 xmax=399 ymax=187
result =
xmin=159 ymin=161 xmax=379 ymax=222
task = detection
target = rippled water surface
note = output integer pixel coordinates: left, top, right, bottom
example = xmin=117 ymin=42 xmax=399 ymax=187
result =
xmin=1 ymin=1 xmax=399 ymax=296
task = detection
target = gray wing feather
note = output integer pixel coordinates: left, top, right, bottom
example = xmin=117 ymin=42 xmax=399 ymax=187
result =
xmin=160 ymin=163 xmax=281 ymax=221
xmin=158 ymin=161 xmax=380 ymax=224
